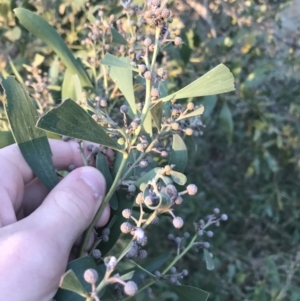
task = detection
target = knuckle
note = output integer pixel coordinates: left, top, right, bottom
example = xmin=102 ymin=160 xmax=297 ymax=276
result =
xmin=52 ymin=188 xmax=91 ymax=223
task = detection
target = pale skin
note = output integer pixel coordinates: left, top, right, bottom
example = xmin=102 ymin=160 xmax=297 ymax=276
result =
xmin=0 ymin=139 xmax=110 ymax=301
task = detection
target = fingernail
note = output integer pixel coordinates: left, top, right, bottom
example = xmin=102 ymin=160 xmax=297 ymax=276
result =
xmin=80 ymin=169 xmax=104 ymax=200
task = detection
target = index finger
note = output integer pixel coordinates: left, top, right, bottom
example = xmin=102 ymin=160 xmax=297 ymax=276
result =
xmin=0 ymin=139 xmax=92 ymax=186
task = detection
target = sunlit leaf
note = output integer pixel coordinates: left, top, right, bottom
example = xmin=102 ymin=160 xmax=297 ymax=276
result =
xmin=159 ymin=64 xmax=235 ymax=102
xmin=1 ymin=76 xmax=58 ymax=190
xmin=176 ymin=105 xmax=204 ymax=121
xmin=170 ymin=170 xmax=187 ymax=185
xmin=203 ymin=249 xmax=214 ymax=270
xmin=143 ymin=111 xmax=152 ymax=136
xmin=73 ymin=74 xmax=82 ymax=102
xmin=219 ymin=102 xmax=233 ymax=143
xmin=62 ymin=68 xmax=76 ymax=101
xmin=108 ymin=56 xmax=136 ymax=114
xmin=37 ymin=99 xmax=123 ymax=151
xmin=0 ymin=131 xmax=15 ymax=148
xmin=111 ymin=28 xmax=128 ymax=45
xmin=169 ymin=134 xmax=187 ymax=172
xmin=96 ymin=153 xmax=118 ymax=210
xmin=151 ymin=101 xmax=163 ymax=130
xmin=169 ymin=284 xmax=209 ymax=301
xmin=100 ymin=53 xmax=132 ymax=69
xmin=14 ymin=8 xmax=92 ymax=87
xmin=58 ymin=270 xmax=88 ymax=298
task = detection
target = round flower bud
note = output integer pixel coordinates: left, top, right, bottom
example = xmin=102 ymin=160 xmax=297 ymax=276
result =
xmin=166 ymin=184 xmax=178 ymax=197
xmin=151 ymin=0 xmax=161 ymax=7
xmin=122 ymin=209 xmax=132 ymax=218
xmin=149 ymin=44 xmax=155 ymax=52
xmin=175 ymin=196 xmax=183 ymax=205
xmin=186 ymin=184 xmax=198 ymax=195
xmin=161 ymin=150 xmax=168 ymax=157
xmin=102 ymin=228 xmax=110 ymax=235
xmin=83 ymin=269 xmax=98 ymax=284
xmin=170 ymin=276 xmax=177 ymax=284
xmin=221 ymin=214 xmax=228 ymax=221
xmin=126 ymin=244 xmax=138 ymax=258
xmin=167 ymin=233 xmax=174 ymax=240
xmin=124 ymin=281 xmax=138 ymax=296
xmin=171 ymin=123 xmax=179 ymax=130
xmin=91 ymin=249 xmax=102 ymax=260
xmin=157 ymin=68 xmax=165 ymax=77
xmin=173 ymin=216 xmax=184 ymax=228
xmin=138 ymin=235 xmax=148 ymax=246
xmin=187 ymin=102 xmax=194 ymax=110
xmin=133 ymin=227 xmax=145 ymax=240
xmin=138 ymin=64 xmax=147 ymax=73
xmin=144 ymin=195 xmax=153 ymax=206
xmin=128 ymin=184 xmax=136 ymax=193
xmin=144 ymin=38 xmax=152 ymax=47
xmin=100 ymin=99 xmax=107 ymax=107
xmin=161 ymin=8 xmax=170 ymax=18
xmin=139 ymin=160 xmax=148 ymax=168
xmin=136 ymin=143 xmax=144 ymax=152
xmin=203 ymin=242 xmax=210 ymax=249
xmin=175 ymin=236 xmax=182 ymax=244
xmin=185 ymin=128 xmax=193 ymax=136
xmin=121 ymin=222 xmax=132 ymax=233
xmin=198 ymin=229 xmax=204 ymax=236
xmin=144 ymin=71 xmax=152 ymax=80
xmin=106 ymin=256 xmax=117 ymax=271
xmin=155 ymin=270 xmax=161 ymax=278
xmin=174 ymin=37 xmax=183 ymax=46
xmin=206 ymin=230 xmax=214 ymax=237
xmin=184 ymin=232 xmax=190 ymax=239
xmin=213 ymin=208 xmax=220 ymax=215
xmin=136 ymin=192 xmax=144 ymax=204
xmin=102 ymin=234 xmax=109 ymax=242
xmin=151 ymin=87 xmax=160 ymax=98
xmin=164 ymin=165 xmax=172 ymax=174
xmin=120 ymin=105 xmax=129 ymax=113
xmin=182 ymin=269 xmax=188 ymax=276
xmin=170 ymin=266 xmax=177 ymax=274
xmin=138 ymin=249 xmax=148 ymax=259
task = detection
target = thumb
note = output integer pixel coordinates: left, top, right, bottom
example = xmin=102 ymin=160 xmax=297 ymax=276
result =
xmin=30 ymin=166 xmax=106 ymax=250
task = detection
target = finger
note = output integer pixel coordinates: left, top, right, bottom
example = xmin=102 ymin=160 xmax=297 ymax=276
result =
xmin=26 ymin=166 xmax=109 ymax=250
xmin=0 ymin=140 xmax=95 ymax=219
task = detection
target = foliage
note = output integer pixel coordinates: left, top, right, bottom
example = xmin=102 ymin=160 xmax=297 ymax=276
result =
xmin=1 ymin=0 xmax=300 ymax=300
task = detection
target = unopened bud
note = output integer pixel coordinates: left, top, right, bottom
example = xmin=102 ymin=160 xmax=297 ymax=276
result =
xmin=83 ymin=269 xmax=98 ymax=284
xmin=174 ymin=37 xmax=183 ymax=46
xmin=186 ymin=184 xmax=198 ymax=195
xmin=173 ymin=216 xmax=184 ymax=228
xmin=124 ymin=281 xmax=138 ymax=296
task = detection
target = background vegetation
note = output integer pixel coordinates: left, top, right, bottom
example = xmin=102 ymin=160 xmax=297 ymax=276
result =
xmin=1 ymin=0 xmax=300 ymax=300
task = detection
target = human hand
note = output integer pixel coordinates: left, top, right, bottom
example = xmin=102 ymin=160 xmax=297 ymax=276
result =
xmin=0 ymin=139 xmax=110 ymax=301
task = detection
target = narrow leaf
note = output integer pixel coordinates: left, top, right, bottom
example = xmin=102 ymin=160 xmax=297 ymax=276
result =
xmin=169 ymin=284 xmax=209 ymax=301
xmin=150 ymin=101 xmax=163 ymax=130
xmin=111 ymin=28 xmax=128 ymax=45
xmin=0 ymin=131 xmax=15 ymax=148
xmin=170 ymin=170 xmax=187 ymax=185
xmin=159 ymin=64 xmax=235 ymax=102
xmin=1 ymin=76 xmax=58 ymax=190
xmin=96 ymin=153 xmax=118 ymax=210
xmin=55 ymin=256 xmax=105 ymax=301
xmin=169 ymin=134 xmax=188 ymax=172
xmin=62 ymin=68 xmax=76 ymax=101
xmin=176 ymin=105 xmax=204 ymax=121
xmin=73 ymin=74 xmax=82 ymax=102
xmin=37 ymin=99 xmax=123 ymax=151
xmin=143 ymin=111 xmax=152 ymax=137
xmin=14 ymin=8 xmax=92 ymax=87
xmin=203 ymin=249 xmax=214 ymax=270
xmin=59 ymin=270 xmax=88 ymax=298
xmin=134 ymin=167 xmax=160 ymax=189
xmin=100 ymin=53 xmax=132 ymax=69
xmin=219 ymin=102 xmax=233 ymax=143
xmin=109 ymin=57 xmax=136 ymax=114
